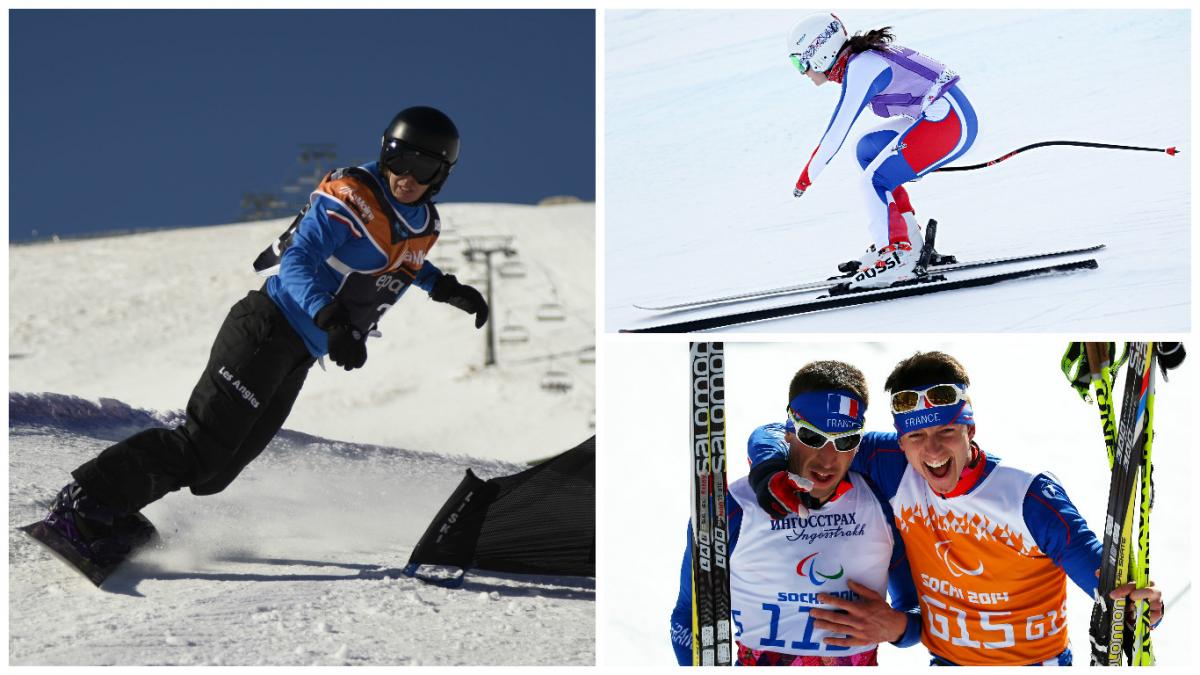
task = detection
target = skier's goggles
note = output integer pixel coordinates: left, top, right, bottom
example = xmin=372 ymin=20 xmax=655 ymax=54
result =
xmin=787 ymin=409 xmax=862 ymax=452
xmin=889 ymin=383 xmax=968 ymax=414
xmin=789 ymin=55 xmax=811 ymax=74
xmin=383 ymin=149 xmax=447 ymax=185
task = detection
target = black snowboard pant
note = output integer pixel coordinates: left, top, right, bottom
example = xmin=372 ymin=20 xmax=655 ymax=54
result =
xmin=73 ymin=289 xmax=316 ymax=514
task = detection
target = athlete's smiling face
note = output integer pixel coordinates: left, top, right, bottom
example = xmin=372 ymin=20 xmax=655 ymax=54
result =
xmin=786 ymin=432 xmax=857 ymax=502
xmin=898 ymin=423 xmax=976 ymax=494
xmin=385 ymin=168 xmax=430 ymax=204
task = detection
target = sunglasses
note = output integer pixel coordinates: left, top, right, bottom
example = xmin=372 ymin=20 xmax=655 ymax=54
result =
xmin=890 ymin=384 xmax=968 ymax=414
xmin=789 ymin=54 xmax=810 ymax=74
xmin=383 ymin=147 xmax=447 ymax=185
xmin=787 ymin=408 xmax=862 ymax=452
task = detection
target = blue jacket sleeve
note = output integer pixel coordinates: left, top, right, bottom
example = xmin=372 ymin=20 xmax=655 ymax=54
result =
xmin=413 ymin=259 xmax=443 ymax=293
xmin=862 ymin=474 xmax=922 ymax=648
xmin=277 ymin=197 xmax=353 ymax=318
xmin=1022 ymin=473 xmax=1103 ymax=596
xmin=746 ymin=427 xmax=908 ymax=509
xmin=849 ymin=432 xmax=907 ymax=501
xmin=746 ymin=424 xmax=790 ymax=512
xmin=670 ymin=524 xmax=695 ymax=665
xmin=670 ymin=491 xmax=744 ymax=666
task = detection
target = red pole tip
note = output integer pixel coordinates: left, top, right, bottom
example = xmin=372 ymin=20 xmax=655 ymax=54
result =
xmin=1166 ymin=146 xmax=1178 ymax=156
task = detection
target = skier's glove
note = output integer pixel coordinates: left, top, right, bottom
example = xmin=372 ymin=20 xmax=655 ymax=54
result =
xmin=430 ymin=274 xmax=489 ymax=329
xmin=794 ymin=172 xmax=812 ymax=198
xmin=755 ymin=470 xmax=816 ymax=519
xmin=315 ymin=301 xmax=367 ymax=371
xmin=1157 ymin=342 xmax=1185 ymax=375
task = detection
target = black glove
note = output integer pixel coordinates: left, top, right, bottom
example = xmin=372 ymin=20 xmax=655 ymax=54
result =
xmin=430 ymin=274 xmax=489 ymax=329
xmin=1157 ymin=342 xmax=1185 ymax=374
xmin=314 ymin=301 xmax=367 ymax=371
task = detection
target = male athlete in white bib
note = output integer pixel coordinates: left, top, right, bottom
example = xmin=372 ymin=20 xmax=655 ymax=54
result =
xmin=671 ymin=361 xmax=921 ymax=665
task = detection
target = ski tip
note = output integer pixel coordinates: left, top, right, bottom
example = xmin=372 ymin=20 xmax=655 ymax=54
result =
xmin=1166 ymin=146 xmax=1179 ymax=156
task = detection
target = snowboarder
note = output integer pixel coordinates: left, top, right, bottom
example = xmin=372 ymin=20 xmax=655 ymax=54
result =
xmin=670 ymin=361 xmax=921 ymax=665
xmin=787 ymin=12 xmax=978 ymax=289
xmin=746 ymin=351 xmax=1165 ymax=665
xmin=34 ymin=106 xmax=489 ymax=577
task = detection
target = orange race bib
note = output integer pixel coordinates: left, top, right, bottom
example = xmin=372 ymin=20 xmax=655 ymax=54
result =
xmin=893 ymin=464 xmax=1069 ymax=666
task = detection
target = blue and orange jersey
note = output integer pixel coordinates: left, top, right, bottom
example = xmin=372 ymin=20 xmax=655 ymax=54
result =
xmin=258 ymin=161 xmax=443 ymax=357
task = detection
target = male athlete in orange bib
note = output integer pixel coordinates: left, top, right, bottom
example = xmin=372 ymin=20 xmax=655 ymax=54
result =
xmin=748 ymin=351 xmax=1163 ymax=666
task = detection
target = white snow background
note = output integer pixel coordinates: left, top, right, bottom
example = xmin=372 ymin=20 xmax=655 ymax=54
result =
xmin=605 ymin=10 xmax=1190 ymax=332
xmin=602 ymin=340 xmax=1192 ymax=666
xmin=8 ymin=202 xmax=595 ymax=665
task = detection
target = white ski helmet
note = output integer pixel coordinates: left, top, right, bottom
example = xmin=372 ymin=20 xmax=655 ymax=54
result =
xmin=787 ymin=12 xmax=848 ymax=74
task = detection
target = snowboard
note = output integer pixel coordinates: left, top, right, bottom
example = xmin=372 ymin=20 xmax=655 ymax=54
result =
xmin=20 ymin=514 xmax=158 ymax=587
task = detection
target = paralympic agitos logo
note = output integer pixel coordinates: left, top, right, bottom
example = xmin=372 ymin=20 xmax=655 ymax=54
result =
xmin=796 ymin=552 xmax=844 ymax=586
xmin=935 ymin=539 xmax=984 ymax=577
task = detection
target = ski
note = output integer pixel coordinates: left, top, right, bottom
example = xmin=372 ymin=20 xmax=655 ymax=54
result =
xmin=1129 ymin=359 xmax=1157 ymax=666
xmin=1128 ymin=343 xmax=1186 ymax=664
xmin=634 ymin=244 xmax=1105 ymax=312
xmin=1090 ymin=342 xmax=1152 ymax=666
xmin=689 ymin=342 xmax=731 ymax=666
xmin=625 ymin=258 xmax=1098 ymax=333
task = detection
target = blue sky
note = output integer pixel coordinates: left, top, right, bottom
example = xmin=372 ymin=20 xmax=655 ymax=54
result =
xmin=9 ymin=10 xmax=595 ymax=241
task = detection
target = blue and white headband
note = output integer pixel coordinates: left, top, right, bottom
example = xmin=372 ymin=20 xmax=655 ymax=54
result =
xmin=785 ymin=390 xmax=867 ymax=434
xmin=891 ymin=384 xmax=975 ymax=434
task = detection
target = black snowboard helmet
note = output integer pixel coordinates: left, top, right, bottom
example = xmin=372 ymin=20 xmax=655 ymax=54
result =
xmin=380 ymin=106 xmax=460 ymax=201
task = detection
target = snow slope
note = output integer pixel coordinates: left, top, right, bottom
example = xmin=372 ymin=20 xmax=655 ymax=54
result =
xmin=601 ymin=340 xmax=1192 ymax=666
xmin=8 ymin=394 xmax=594 ymax=666
xmin=7 ymin=201 xmax=595 ymax=663
xmin=9 ymin=202 xmax=595 ymax=463
xmin=605 ymin=10 xmax=1190 ymax=332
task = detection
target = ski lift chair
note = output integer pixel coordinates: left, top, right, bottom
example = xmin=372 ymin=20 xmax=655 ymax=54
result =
xmin=498 ymin=322 xmax=530 ymax=345
xmin=536 ymin=302 xmax=567 ymax=322
xmin=498 ymin=260 xmax=528 ymax=279
xmin=540 ymin=368 xmax=574 ymax=394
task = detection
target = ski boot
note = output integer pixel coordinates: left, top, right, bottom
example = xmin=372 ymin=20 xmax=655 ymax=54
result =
xmin=836 ymin=244 xmax=877 ymax=277
xmin=846 ymin=242 xmax=917 ymax=290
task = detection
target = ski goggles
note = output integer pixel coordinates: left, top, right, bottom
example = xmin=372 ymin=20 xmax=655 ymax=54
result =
xmin=784 ymin=390 xmax=866 ymax=452
xmin=890 ymin=383 xmax=968 ymax=413
xmin=890 ymin=383 xmax=975 ymax=433
xmin=788 ymin=411 xmax=863 ymax=452
xmin=789 ymin=55 xmax=811 ymax=74
xmin=382 ymin=147 xmax=448 ymax=185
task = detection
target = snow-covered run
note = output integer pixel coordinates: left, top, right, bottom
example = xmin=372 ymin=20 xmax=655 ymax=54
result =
xmin=9 ymin=393 xmax=594 ymax=666
xmin=605 ymin=10 xmax=1189 ymax=332
xmin=9 ymin=202 xmax=595 ymax=462
xmin=602 ymin=340 xmax=1192 ymax=666
xmin=8 ymin=201 xmax=595 ymax=665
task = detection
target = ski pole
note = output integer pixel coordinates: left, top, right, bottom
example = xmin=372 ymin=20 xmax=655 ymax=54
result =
xmin=936 ymin=141 xmax=1180 ymax=173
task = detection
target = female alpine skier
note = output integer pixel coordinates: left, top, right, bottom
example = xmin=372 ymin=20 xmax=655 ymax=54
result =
xmin=788 ymin=12 xmax=978 ymax=289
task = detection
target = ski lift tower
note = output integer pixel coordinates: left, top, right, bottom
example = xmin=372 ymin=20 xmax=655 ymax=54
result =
xmin=462 ymin=235 xmax=518 ymax=367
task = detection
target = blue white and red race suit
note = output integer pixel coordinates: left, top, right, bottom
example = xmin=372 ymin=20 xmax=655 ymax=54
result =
xmin=796 ymin=46 xmax=979 ymax=249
